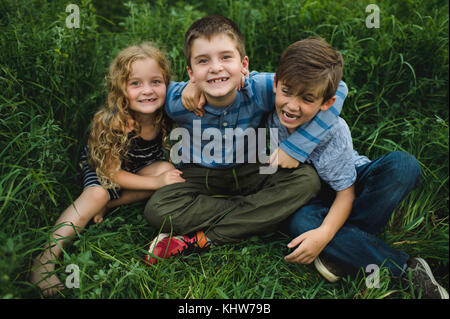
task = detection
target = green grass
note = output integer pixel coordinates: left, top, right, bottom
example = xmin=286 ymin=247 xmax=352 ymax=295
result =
xmin=0 ymin=0 xmax=448 ymax=299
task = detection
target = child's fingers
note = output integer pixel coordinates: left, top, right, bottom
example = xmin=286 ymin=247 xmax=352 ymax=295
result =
xmin=287 ymin=233 xmax=306 ymax=248
xmin=194 ymin=110 xmax=204 ymax=117
xmin=176 ymin=175 xmax=186 ymax=182
xmin=182 ymin=96 xmax=192 ymax=108
xmin=268 ymin=150 xmax=278 ymax=165
xmin=285 ymin=245 xmax=307 ymax=263
xmin=175 ymin=170 xmax=186 ymax=181
xmin=238 ymin=76 xmax=245 ymax=90
xmin=168 ymin=169 xmax=186 ymax=183
xmin=173 ymin=169 xmax=183 ymax=175
xmin=198 ymin=93 xmax=206 ymax=108
xmin=169 ymin=175 xmax=186 ymax=184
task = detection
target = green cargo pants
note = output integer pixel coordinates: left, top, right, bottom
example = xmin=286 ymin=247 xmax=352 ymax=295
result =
xmin=144 ymin=163 xmax=320 ymax=244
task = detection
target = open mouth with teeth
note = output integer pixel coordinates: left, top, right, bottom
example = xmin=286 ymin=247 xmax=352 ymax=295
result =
xmin=207 ymin=77 xmax=229 ymax=84
xmin=281 ymin=110 xmax=301 ymax=122
xmin=138 ymin=98 xmax=157 ymax=103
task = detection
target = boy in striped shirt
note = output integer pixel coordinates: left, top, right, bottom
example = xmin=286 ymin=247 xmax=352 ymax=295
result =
xmin=274 ymin=38 xmax=447 ymax=299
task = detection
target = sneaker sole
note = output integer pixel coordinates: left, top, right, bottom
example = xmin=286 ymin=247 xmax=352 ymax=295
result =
xmin=145 ymin=233 xmax=170 ymax=264
xmin=415 ymin=257 xmax=449 ymax=299
xmin=314 ymin=257 xmax=341 ymax=283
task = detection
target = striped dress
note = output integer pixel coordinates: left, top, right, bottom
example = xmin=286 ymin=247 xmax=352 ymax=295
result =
xmin=80 ymin=132 xmax=164 ymax=200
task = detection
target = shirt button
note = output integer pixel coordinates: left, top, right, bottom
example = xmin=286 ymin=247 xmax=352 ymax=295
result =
xmin=223 ymin=111 xmax=227 ymax=115
xmin=223 ymin=122 xmax=228 ymax=127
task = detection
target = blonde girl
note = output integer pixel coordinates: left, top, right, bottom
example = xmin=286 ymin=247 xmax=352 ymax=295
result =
xmin=30 ymin=43 xmax=185 ymax=297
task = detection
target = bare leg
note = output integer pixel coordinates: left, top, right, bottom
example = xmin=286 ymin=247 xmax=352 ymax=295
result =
xmin=31 ymin=161 xmax=175 ymax=296
xmin=30 ymin=186 xmax=109 ymax=297
xmin=92 ymin=190 xmax=152 ymax=223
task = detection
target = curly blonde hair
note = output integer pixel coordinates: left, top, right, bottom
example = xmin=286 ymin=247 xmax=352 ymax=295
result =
xmin=87 ymin=43 xmax=172 ymax=189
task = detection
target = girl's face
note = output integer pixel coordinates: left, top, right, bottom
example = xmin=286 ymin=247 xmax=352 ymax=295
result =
xmin=126 ymin=57 xmax=166 ymax=117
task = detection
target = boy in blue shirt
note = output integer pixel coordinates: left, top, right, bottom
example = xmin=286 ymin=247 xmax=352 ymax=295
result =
xmin=143 ymin=15 xmax=347 ymax=264
xmin=271 ymin=37 xmax=448 ymax=299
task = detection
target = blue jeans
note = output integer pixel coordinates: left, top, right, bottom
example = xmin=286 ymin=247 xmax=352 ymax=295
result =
xmin=288 ymin=151 xmax=422 ymax=277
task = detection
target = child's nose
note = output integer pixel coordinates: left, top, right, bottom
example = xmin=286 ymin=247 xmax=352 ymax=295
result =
xmin=142 ymin=84 xmax=154 ymax=94
xmin=209 ymin=59 xmax=224 ymax=73
xmin=286 ymin=99 xmax=301 ymax=112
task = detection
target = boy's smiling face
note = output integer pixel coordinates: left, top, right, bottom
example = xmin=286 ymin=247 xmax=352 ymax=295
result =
xmin=187 ymin=33 xmax=248 ymax=107
xmin=274 ymin=78 xmax=336 ymax=134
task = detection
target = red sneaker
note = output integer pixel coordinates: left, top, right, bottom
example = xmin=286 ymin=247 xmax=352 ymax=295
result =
xmin=145 ymin=231 xmax=210 ymax=265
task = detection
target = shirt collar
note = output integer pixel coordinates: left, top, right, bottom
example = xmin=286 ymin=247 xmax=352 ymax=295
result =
xmin=203 ymin=92 xmax=241 ymax=116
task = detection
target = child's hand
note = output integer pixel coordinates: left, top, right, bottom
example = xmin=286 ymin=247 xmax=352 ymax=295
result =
xmin=284 ymin=226 xmax=332 ymax=264
xmin=237 ymin=67 xmax=248 ymax=90
xmin=239 ymin=64 xmax=249 ymax=89
xmin=182 ymin=81 xmax=206 ymax=117
xmin=157 ymin=169 xmax=186 ymax=188
xmin=268 ymin=147 xmax=300 ymax=168
xmin=238 ymin=75 xmax=246 ymax=90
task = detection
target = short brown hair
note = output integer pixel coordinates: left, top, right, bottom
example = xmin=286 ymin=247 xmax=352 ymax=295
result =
xmin=184 ymin=15 xmax=246 ymax=68
xmin=275 ymin=37 xmax=344 ymax=103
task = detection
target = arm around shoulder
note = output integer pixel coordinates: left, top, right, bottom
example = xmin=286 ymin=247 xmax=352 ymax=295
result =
xmin=165 ymin=81 xmax=191 ymax=118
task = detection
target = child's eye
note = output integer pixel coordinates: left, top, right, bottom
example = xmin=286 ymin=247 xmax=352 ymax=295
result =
xmin=152 ymin=80 xmax=161 ymax=85
xmin=198 ymin=59 xmax=208 ymax=64
xmin=282 ymin=88 xmax=291 ymax=96
xmin=222 ymin=55 xmax=232 ymax=60
xmin=129 ymin=81 xmax=140 ymax=86
xmin=303 ymin=97 xmax=314 ymax=103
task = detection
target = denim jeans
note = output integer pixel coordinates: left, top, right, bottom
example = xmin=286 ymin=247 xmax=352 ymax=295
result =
xmin=288 ymin=151 xmax=422 ymax=277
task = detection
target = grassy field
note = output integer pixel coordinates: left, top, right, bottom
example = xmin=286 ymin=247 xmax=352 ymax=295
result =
xmin=0 ymin=0 xmax=448 ymax=299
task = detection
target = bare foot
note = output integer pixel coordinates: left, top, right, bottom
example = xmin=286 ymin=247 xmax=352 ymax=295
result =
xmin=30 ymin=253 xmax=64 ymax=297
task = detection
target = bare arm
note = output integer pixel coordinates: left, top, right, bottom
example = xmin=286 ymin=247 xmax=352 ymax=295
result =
xmin=320 ymin=185 xmax=355 ymax=239
xmin=112 ymin=168 xmax=185 ymax=191
xmin=285 ymin=185 xmax=355 ymax=264
xmin=181 ymin=81 xmax=206 ymax=117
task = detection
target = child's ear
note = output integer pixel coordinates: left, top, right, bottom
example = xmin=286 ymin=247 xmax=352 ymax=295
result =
xmin=186 ymin=65 xmax=195 ymax=83
xmin=241 ymin=56 xmax=249 ymax=75
xmin=320 ymin=96 xmax=336 ymax=111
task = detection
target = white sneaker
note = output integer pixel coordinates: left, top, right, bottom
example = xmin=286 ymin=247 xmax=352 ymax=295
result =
xmin=405 ymin=258 xmax=449 ymax=299
xmin=314 ymin=256 xmax=343 ymax=283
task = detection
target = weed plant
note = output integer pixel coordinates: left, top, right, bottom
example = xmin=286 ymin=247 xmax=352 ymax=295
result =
xmin=0 ymin=0 xmax=448 ymax=299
